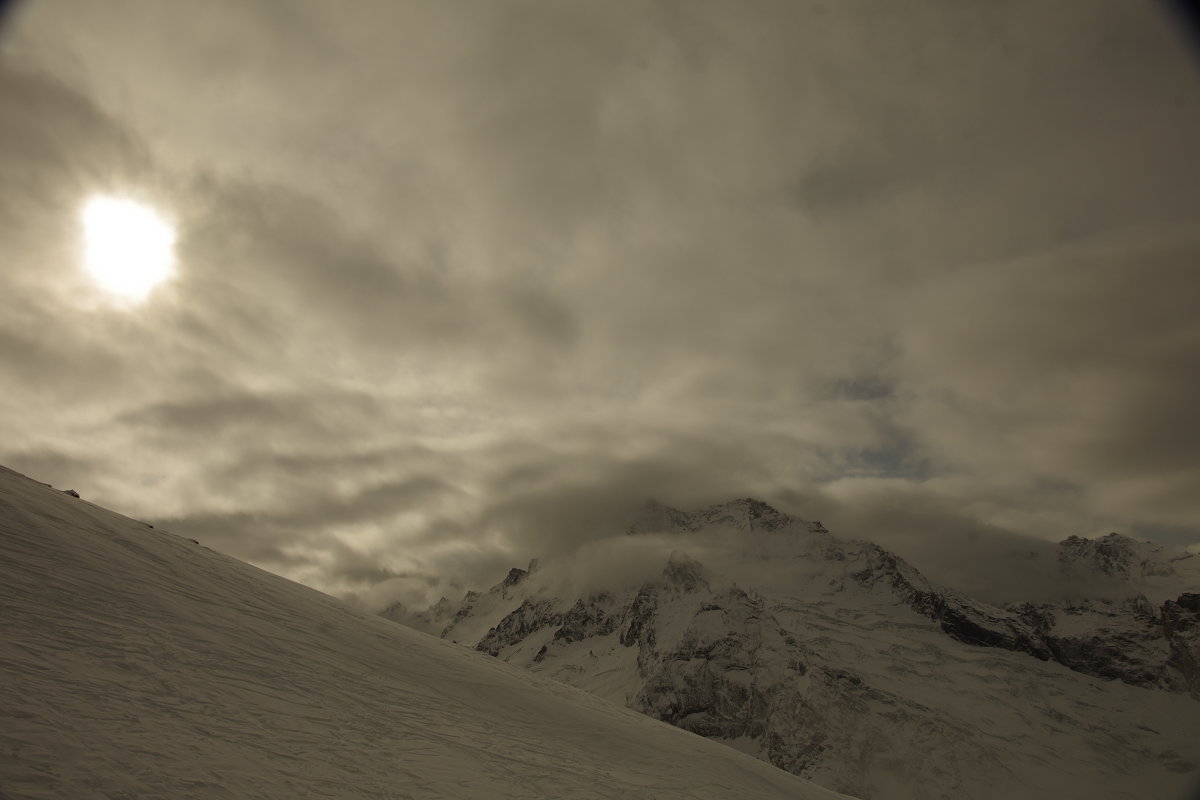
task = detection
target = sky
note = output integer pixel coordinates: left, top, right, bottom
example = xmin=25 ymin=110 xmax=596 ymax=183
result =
xmin=1 ymin=0 xmax=1199 ymax=604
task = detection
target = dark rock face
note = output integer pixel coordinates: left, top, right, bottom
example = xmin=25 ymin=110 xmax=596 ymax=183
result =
xmin=1163 ymin=595 xmax=1200 ymax=699
xmin=476 ymin=598 xmax=559 ymax=657
xmin=636 ymin=649 xmax=770 ymax=740
xmin=440 ymin=590 xmax=481 ymax=637
xmin=633 ymin=587 xmax=774 ymax=743
xmin=1176 ymin=593 xmax=1200 ymax=613
xmin=1010 ymin=602 xmax=1057 ymax=633
xmin=913 ymin=583 xmax=1199 ymax=693
xmin=853 ymin=543 xmax=1052 ymax=661
xmin=500 ymin=567 xmax=528 ymax=588
xmin=553 ymin=596 xmax=618 ymax=644
xmin=615 ymin=582 xmax=1005 ymax=800
xmin=1009 ymin=596 xmax=1185 ymax=691
xmin=620 ymin=585 xmax=658 ymax=650
xmin=662 ymin=553 xmax=708 ymax=594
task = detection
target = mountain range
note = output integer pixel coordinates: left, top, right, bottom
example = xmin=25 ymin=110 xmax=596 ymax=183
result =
xmin=386 ymin=498 xmax=1200 ymax=800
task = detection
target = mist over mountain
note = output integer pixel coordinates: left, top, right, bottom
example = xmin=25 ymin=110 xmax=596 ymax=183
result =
xmin=386 ymin=498 xmax=1200 ymax=800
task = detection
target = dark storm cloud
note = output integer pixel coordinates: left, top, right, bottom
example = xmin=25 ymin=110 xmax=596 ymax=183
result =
xmin=2 ymin=1 xmax=1199 ymax=598
xmin=895 ymin=228 xmax=1200 ymax=526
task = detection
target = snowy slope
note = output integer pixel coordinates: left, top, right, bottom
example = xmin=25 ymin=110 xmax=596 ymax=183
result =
xmin=0 ymin=467 xmax=852 ymax=800
xmin=391 ymin=499 xmax=1200 ymax=800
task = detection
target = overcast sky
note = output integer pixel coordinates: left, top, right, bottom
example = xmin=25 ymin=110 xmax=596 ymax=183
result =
xmin=2 ymin=0 xmax=1199 ymax=603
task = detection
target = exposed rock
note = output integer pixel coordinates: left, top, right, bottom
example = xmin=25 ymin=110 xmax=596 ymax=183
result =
xmin=553 ymin=596 xmax=618 ymax=644
xmin=663 ymin=553 xmax=708 ymax=594
xmin=499 ymin=567 xmax=528 ymax=589
xmin=853 ymin=543 xmax=1052 ymax=660
xmin=1163 ymin=595 xmax=1200 ymax=699
xmin=620 ymin=585 xmax=658 ymax=650
xmin=1176 ymin=592 xmax=1200 ymax=613
xmin=475 ymin=598 xmax=560 ymax=657
xmin=1010 ymin=596 xmax=1180 ymax=690
xmin=440 ymin=590 xmax=481 ymax=638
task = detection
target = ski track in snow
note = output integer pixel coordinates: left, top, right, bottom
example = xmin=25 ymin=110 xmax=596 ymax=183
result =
xmin=0 ymin=467 xmax=853 ymax=799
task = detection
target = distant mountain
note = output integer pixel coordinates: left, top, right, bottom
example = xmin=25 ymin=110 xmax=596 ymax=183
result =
xmin=386 ymin=499 xmax=1200 ymax=800
xmin=0 ymin=468 xmax=849 ymax=800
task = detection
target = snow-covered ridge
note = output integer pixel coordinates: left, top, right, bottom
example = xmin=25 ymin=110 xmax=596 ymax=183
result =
xmin=0 ymin=467 xmax=851 ymax=800
xmin=1057 ymin=531 xmax=1198 ymax=587
xmin=390 ymin=498 xmax=1200 ymax=800
xmin=626 ymin=497 xmax=828 ymax=535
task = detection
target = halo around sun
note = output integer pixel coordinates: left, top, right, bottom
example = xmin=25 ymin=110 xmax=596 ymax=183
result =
xmin=81 ymin=195 xmax=176 ymax=302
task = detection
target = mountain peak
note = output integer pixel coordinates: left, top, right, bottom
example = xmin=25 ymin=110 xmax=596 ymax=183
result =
xmin=626 ymin=497 xmax=827 ymax=536
xmin=1058 ymin=531 xmax=1172 ymax=579
xmin=693 ymin=497 xmax=828 ymax=534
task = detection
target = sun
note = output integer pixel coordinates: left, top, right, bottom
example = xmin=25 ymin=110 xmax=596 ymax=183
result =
xmin=80 ymin=195 xmax=176 ymax=302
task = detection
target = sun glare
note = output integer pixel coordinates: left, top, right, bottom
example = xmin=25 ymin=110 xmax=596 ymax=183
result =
xmin=81 ymin=195 xmax=176 ymax=302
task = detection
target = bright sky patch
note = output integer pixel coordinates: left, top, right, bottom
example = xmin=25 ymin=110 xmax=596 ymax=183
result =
xmin=81 ymin=195 xmax=176 ymax=302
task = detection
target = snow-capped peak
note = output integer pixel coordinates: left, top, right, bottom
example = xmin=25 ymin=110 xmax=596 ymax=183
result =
xmin=626 ymin=497 xmax=827 ymax=536
xmin=1058 ymin=531 xmax=1176 ymax=579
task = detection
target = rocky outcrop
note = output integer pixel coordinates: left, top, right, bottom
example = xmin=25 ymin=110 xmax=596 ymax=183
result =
xmin=662 ymin=553 xmax=708 ymax=594
xmin=1163 ymin=593 xmax=1200 ymax=699
xmin=553 ymin=595 xmax=619 ymax=644
xmin=632 ymin=586 xmax=775 ymax=745
xmin=475 ymin=598 xmax=559 ymax=657
xmin=620 ymin=585 xmax=658 ymax=650
xmin=499 ymin=567 xmax=528 ymax=589
xmin=1011 ymin=596 xmax=1178 ymax=690
xmin=439 ymin=589 xmax=482 ymax=637
xmin=853 ymin=543 xmax=1053 ymax=660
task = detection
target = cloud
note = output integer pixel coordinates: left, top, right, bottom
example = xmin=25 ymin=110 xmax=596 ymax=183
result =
xmin=1 ymin=1 xmax=1198 ymax=600
xmin=894 ymin=226 xmax=1200 ymax=527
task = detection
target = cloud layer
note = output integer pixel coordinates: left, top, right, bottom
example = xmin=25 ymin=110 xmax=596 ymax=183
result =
xmin=2 ymin=0 xmax=1199 ymax=598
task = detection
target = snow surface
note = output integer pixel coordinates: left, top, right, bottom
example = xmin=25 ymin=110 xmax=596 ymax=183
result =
xmin=0 ymin=466 xmax=853 ymax=800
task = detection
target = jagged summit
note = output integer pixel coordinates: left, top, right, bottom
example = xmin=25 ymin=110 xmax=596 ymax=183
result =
xmin=498 ymin=567 xmax=529 ymax=589
xmin=626 ymin=497 xmax=827 ymax=536
xmin=1058 ymin=531 xmax=1176 ymax=579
